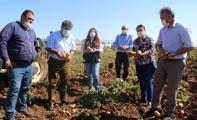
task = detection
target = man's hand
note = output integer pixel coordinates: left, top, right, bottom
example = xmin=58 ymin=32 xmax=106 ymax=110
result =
xmin=158 ymin=51 xmax=172 ymax=60
xmin=135 ymin=50 xmax=143 ymax=57
xmin=5 ymin=60 xmax=13 ymax=70
xmin=57 ymin=51 xmax=65 ymax=58
xmin=128 ymin=51 xmax=136 ymax=57
xmin=64 ymin=53 xmax=72 ymax=62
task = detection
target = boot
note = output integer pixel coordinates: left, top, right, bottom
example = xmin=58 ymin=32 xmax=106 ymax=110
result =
xmin=47 ymin=100 xmax=53 ymax=111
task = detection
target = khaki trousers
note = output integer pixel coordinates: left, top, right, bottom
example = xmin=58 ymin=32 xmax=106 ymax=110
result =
xmin=152 ymin=59 xmax=185 ymax=115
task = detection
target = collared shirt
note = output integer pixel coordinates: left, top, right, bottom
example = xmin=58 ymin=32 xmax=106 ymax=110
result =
xmin=133 ymin=36 xmax=154 ymax=65
xmin=46 ymin=30 xmax=76 ymax=60
xmin=157 ymin=22 xmax=193 ymax=59
xmin=112 ymin=33 xmax=133 ymax=53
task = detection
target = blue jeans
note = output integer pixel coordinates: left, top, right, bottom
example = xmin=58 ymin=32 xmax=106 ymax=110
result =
xmin=84 ymin=63 xmax=101 ymax=89
xmin=136 ymin=62 xmax=155 ymax=102
xmin=4 ymin=64 xmax=33 ymax=118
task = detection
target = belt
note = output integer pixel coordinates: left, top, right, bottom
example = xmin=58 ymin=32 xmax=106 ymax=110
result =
xmin=165 ymin=58 xmax=185 ymax=61
xmin=50 ymin=57 xmax=66 ymax=62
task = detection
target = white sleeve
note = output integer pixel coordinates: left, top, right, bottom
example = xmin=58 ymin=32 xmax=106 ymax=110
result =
xmin=180 ymin=27 xmax=193 ymax=48
xmin=156 ymin=30 xmax=162 ymax=45
xmin=70 ymin=37 xmax=76 ymax=51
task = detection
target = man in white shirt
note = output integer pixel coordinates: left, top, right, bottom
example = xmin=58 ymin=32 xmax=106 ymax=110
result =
xmin=145 ymin=7 xmax=193 ymax=119
xmin=46 ymin=20 xmax=76 ymax=110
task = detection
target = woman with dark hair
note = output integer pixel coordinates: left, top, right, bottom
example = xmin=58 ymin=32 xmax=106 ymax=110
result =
xmin=81 ymin=28 xmax=103 ymax=92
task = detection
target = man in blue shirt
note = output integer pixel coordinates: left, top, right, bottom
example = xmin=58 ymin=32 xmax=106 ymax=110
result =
xmin=46 ymin=20 xmax=76 ymax=110
xmin=145 ymin=7 xmax=193 ymax=119
xmin=112 ymin=25 xmax=133 ymax=80
xmin=0 ymin=10 xmax=38 ymax=120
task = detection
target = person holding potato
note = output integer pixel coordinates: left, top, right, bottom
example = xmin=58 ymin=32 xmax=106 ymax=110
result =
xmin=112 ymin=25 xmax=133 ymax=80
xmin=81 ymin=27 xmax=103 ymax=92
xmin=132 ymin=24 xmax=155 ymax=106
xmin=145 ymin=7 xmax=193 ymax=119
xmin=46 ymin=20 xmax=76 ymax=110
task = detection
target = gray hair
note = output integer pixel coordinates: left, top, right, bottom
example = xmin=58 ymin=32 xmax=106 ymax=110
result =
xmin=160 ymin=7 xmax=175 ymax=18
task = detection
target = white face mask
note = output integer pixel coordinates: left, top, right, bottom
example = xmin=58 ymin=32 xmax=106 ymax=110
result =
xmin=137 ymin=31 xmax=145 ymax=37
xmin=161 ymin=20 xmax=169 ymax=27
xmin=62 ymin=29 xmax=71 ymax=37
xmin=89 ymin=32 xmax=96 ymax=38
xmin=122 ymin=30 xmax=127 ymax=34
xmin=23 ymin=22 xmax=32 ymax=30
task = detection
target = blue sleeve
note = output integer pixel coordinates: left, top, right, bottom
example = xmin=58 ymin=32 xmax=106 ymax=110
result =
xmin=112 ymin=35 xmax=119 ymax=48
xmin=0 ymin=23 xmax=14 ymax=61
xmin=46 ymin=34 xmax=55 ymax=49
xmin=128 ymin=35 xmax=133 ymax=49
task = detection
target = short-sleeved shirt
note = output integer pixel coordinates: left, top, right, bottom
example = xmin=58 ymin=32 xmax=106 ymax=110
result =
xmin=133 ymin=36 xmax=154 ymax=65
xmin=157 ymin=22 xmax=193 ymax=59
xmin=46 ymin=30 xmax=76 ymax=60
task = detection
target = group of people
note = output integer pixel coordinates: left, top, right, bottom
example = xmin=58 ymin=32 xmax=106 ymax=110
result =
xmin=0 ymin=6 xmax=193 ymax=120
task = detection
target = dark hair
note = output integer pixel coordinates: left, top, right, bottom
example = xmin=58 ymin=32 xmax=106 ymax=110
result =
xmin=136 ymin=24 xmax=145 ymax=30
xmin=85 ymin=27 xmax=100 ymax=47
xmin=21 ymin=10 xmax=34 ymax=18
xmin=121 ymin=25 xmax=128 ymax=30
xmin=160 ymin=7 xmax=175 ymax=18
xmin=61 ymin=20 xmax=73 ymax=30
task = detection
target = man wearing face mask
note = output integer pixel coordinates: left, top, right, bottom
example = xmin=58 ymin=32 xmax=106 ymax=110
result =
xmin=0 ymin=10 xmax=38 ymax=120
xmin=132 ymin=24 xmax=155 ymax=106
xmin=145 ymin=7 xmax=193 ymax=119
xmin=46 ymin=20 xmax=76 ymax=110
xmin=112 ymin=25 xmax=133 ymax=80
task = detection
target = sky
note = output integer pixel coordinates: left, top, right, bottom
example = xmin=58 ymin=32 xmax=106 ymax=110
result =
xmin=0 ymin=0 xmax=197 ymax=46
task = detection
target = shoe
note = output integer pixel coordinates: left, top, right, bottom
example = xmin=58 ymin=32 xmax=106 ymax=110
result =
xmin=138 ymin=99 xmax=147 ymax=105
xmin=19 ymin=110 xmax=33 ymax=117
xmin=47 ymin=100 xmax=54 ymax=111
xmin=5 ymin=117 xmax=16 ymax=120
xmin=143 ymin=108 xmax=155 ymax=118
xmin=162 ymin=114 xmax=172 ymax=120
xmin=147 ymin=102 xmax=152 ymax=107
xmin=89 ymin=87 xmax=96 ymax=92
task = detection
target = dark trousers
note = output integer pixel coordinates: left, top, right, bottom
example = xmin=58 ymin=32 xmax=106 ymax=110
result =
xmin=136 ymin=62 xmax=155 ymax=102
xmin=48 ymin=57 xmax=70 ymax=102
xmin=115 ymin=52 xmax=129 ymax=80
